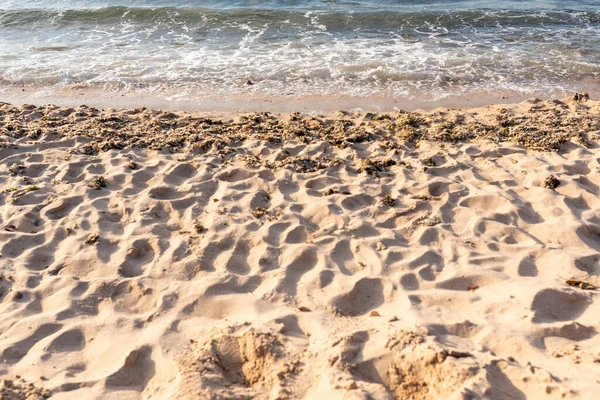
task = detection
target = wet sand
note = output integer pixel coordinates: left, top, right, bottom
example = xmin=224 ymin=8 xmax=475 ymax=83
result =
xmin=2 ymin=84 xmax=589 ymax=114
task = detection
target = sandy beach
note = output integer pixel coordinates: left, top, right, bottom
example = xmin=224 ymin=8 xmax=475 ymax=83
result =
xmin=1 ymin=95 xmax=600 ymax=399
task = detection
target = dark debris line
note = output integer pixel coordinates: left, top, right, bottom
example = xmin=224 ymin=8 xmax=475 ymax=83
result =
xmin=0 ymin=99 xmax=599 ymax=161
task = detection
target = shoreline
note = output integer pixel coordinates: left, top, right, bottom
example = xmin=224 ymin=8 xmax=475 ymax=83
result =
xmin=2 ymin=85 xmax=595 ymax=114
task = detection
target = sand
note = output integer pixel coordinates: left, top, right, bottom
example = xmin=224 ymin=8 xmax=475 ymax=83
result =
xmin=0 ymin=95 xmax=599 ymax=399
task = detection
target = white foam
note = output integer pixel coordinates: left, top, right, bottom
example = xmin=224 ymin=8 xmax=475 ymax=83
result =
xmin=0 ymin=5 xmax=598 ymax=101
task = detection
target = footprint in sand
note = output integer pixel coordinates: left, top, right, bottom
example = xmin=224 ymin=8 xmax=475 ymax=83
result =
xmin=118 ymin=239 xmax=156 ymax=277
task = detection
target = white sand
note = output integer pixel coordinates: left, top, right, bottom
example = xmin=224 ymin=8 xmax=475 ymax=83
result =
xmin=0 ymin=98 xmax=599 ymax=399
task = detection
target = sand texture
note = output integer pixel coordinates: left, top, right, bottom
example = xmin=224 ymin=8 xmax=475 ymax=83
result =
xmin=1 ymin=96 xmax=600 ymax=399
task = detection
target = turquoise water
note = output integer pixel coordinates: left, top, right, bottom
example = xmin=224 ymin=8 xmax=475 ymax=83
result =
xmin=1 ymin=0 xmax=599 ymax=102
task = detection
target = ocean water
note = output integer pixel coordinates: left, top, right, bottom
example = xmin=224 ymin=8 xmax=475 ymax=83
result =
xmin=0 ymin=0 xmax=599 ymax=107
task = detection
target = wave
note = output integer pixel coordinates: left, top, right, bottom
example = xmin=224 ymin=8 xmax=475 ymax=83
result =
xmin=2 ymin=0 xmax=599 ymax=11
xmin=1 ymin=6 xmax=599 ymax=30
xmin=1 ymin=1 xmax=599 ymax=102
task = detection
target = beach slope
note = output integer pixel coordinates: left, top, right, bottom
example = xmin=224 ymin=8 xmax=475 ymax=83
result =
xmin=0 ymin=97 xmax=599 ymax=399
